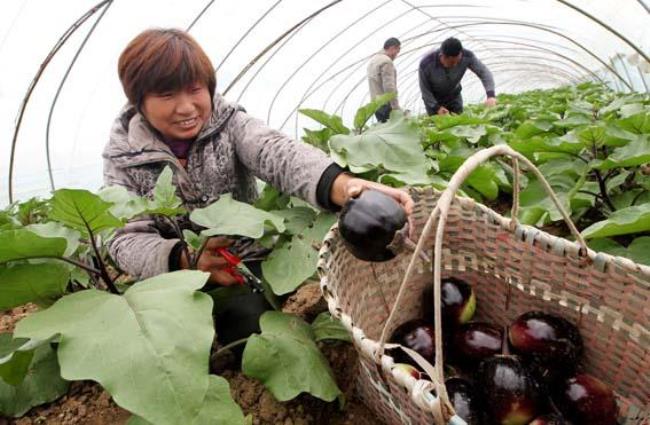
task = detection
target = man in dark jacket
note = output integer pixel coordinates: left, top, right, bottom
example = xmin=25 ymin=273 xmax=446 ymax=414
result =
xmin=418 ymin=37 xmax=496 ymax=115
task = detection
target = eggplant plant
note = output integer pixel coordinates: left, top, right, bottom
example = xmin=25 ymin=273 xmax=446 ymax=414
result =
xmin=0 ymin=166 xmax=348 ymax=424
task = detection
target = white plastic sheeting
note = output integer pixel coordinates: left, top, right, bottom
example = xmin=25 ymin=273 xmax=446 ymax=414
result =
xmin=1 ymin=0 xmax=648 ymax=205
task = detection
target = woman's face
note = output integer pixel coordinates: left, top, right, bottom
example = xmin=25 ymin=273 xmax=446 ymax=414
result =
xmin=141 ymin=82 xmax=212 ymax=141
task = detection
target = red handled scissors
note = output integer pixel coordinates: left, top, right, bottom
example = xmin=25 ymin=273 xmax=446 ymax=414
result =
xmin=215 ymin=247 xmax=265 ymax=293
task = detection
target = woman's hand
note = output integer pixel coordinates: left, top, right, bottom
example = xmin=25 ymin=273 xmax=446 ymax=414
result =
xmin=330 ymin=174 xmax=415 ymax=237
xmin=179 ymin=237 xmax=241 ymax=286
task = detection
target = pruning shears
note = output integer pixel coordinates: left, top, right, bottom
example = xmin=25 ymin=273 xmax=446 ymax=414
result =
xmin=215 ymin=247 xmax=265 ymax=293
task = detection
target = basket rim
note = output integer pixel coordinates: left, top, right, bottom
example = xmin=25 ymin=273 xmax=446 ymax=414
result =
xmin=317 ymin=187 xmax=650 ymax=421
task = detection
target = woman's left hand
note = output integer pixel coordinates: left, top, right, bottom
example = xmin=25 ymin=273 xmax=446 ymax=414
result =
xmin=332 ymin=174 xmax=415 ymax=238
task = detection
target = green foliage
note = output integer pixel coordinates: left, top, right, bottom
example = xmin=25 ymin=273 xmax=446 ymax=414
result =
xmin=329 ymin=113 xmax=432 ymax=184
xmin=190 ymin=193 xmax=285 ymax=238
xmin=588 ymin=237 xmax=650 ymax=266
xmin=0 ymin=262 xmax=70 ymax=311
xmin=13 ymin=271 xmax=243 ymax=425
xmin=242 ymin=312 xmax=341 ymax=402
xmin=49 ymin=189 xmax=123 ymax=236
xmin=581 ymin=203 xmax=650 ymax=238
xmin=262 ymin=212 xmax=336 ymax=295
xmin=353 ymin=92 xmax=396 ymax=131
xmin=127 ymin=376 xmax=251 ymax=425
xmin=0 ymin=229 xmax=67 ymax=264
xmin=311 ymin=312 xmax=352 ymax=343
xmin=299 ymin=109 xmax=350 ymax=135
xmin=0 ymin=342 xmax=68 ymax=417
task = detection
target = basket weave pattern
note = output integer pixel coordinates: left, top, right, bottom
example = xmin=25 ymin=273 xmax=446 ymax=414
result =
xmin=319 ymin=187 xmax=649 ymax=425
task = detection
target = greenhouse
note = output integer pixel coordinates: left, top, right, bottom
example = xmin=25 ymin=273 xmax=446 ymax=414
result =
xmin=0 ymin=1 xmax=648 ymax=424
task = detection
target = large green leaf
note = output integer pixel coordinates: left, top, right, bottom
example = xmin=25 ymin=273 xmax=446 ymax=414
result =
xmin=616 ymin=112 xmax=650 ymax=134
xmin=270 ymin=207 xmax=316 ymax=235
xmin=254 ymin=184 xmax=290 ymax=212
xmin=509 ymin=133 xmax=583 ymax=157
xmin=98 ymin=186 xmax=148 ymax=220
xmin=49 ymin=189 xmax=123 ymax=236
xmin=0 ymin=342 xmax=68 ymax=417
xmin=431 ymin=114 xmax=488 ymax=130
xmin=0 ymin=336 xmax=57 ymax=386
xmin=14 ymin=270 xmax=220 ymax=425
xmin=127 ymin=376 xmax=250 ymax=425
xmin=0 ymin=228 xmax=67 ymax=264
xmin=627 ymin=237 xmax=650 ymax=266
xmin=26 ymin=222 xmax=80 ymax=257
xmin=577 ymin=125 xmax=606 ymax=148
xmin=302 ymin=127 xmax=332 ymax=153
xmin=299 ymin=109 xmax=350 ymax=135
xmin=518 ymin=174 xmax=575 ymax=225
xmin=0 ymin=262 xmax=70 ymax=311
xmin=581 ymin=203 xmax=650 ymax=238
xmin=354 ymin=92 xmax=396 ymax=131
xmin=439 ymin=155 xmax=499 ymax=200
xmin=145 ymin=166 xmax=186 ymax=217
xmin=592 ymin=137 xmax=650 ymax=170
xmin=242 ymin=311 xmax=341 ymax=402
xmin=449 ymin=124 xmax=488 ymax=144
xmin=514 ymin=119 xmax=555 ymax=139
xmin=191 ymin=194 xmax=285 ymax=239
xmin=261 ymin=238 xmax=316 ymax=295
xmin=589 ymin=237 xmax=650 ymax=266
xmin=311 ymin=312 xmax=352 ymax=343
xmin=537 ymin=158 xmax=587 ymax=179
xmin=0 ymin=334 xmax=33 ymax=385
xmin=329 ymin=114 xmax=431 ymax=182
xmin=611 ymin=189 xmax=650 ymax=210
xmin=262 ymin=213 xmax=336 ymax=295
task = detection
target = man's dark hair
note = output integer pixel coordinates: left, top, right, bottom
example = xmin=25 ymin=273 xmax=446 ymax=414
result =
xmin=383 ymin=37 xmax=401 ymax=49
xmin=441 ymin=37 xmax=463 ymax=57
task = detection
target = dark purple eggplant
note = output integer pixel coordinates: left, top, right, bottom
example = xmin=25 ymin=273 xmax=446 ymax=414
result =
xmin=338 ymin=190 xmax=406 ymax=262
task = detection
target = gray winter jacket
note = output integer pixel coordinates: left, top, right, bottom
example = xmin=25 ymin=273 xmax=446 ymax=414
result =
xmin=418 ymin=48 xmax=495 ymax=115
xmin=367 ymin=51 xmax=400 ymax=109
xmin=103 ymin=93 xmax=335 ymax=280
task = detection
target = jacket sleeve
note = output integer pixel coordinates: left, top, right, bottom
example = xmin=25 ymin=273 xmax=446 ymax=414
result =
xmin=380 ymin=62 xmax=400 ymax=109
xmin=103 ymin=120 xmax=179 ymax=280
xmin=468 ymin=55 xmax=495 ymax=98
xmin=228 ymin=110 xmax=336 ymax=207
xmin=419 ymin=65 xmax=440 ymax=115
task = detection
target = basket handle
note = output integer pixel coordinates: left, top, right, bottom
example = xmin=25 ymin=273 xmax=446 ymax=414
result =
xmin=376 ymin=145 xmax=589 ymax=420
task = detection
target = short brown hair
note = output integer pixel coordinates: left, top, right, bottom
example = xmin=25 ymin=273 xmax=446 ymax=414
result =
xmin=118 ymin=28 xmax=216 ymax=107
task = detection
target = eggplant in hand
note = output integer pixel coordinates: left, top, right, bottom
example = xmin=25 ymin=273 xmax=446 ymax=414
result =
xmin=339 ymin=190 xmax=407 ymax=261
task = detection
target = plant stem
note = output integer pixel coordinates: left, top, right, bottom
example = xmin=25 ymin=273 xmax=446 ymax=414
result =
xmin=214 ymin=338 xmax=249 ymax=357
xmin=192 ymin=239 xmax=208 ymax=269
xmin=593 ymin=169 xmax=616 ymax=211
xmin=591 ymin=142 xmax=616 ymax=211
xmin=631 ymin=190 xmax=648 ymax=206
xmin=2 ymin=255 xmax=101 ymax=275
xmin=82 ymin=219 xmax=119 ymax=294
xmin=577 ymin=190 xmax=601 ymax=198
xmin=164 ymin=216 xmax=192 ymax=269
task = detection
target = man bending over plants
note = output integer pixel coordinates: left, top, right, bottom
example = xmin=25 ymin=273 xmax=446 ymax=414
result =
xmin=418 ymin=37 xmax=497 ymax=115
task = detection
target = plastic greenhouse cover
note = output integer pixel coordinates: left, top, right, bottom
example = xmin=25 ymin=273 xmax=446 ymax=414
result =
xmin=0 ymin=0 xmax=648 ymax=206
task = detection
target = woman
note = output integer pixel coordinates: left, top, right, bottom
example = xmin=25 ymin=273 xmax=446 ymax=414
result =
xmin=103 ymin=29 xmax=413 ymax=342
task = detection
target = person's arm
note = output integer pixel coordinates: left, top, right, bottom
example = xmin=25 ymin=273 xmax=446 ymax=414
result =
xmin=419 ymin=64 xmax=440 ymax=115
xmin=229 ymin=109 xmax=337 ymax=208
xmin=103 ymin=156 xmax=180 ymax=280
xmin=380 ymin=62 xmax=400 ymax=110
xmin=468 ymin=54 xmax=496 ymax=102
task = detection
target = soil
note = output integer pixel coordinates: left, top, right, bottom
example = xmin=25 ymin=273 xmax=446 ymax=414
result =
xmin=0 ymin=283 xmax=381 ymax=425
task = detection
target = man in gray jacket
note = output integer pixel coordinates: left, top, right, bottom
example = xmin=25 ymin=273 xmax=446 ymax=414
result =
xmin=367 ymin=37 xmax=401 ymax=122
xmin=418 ymin=37 xmax=496 ymax=115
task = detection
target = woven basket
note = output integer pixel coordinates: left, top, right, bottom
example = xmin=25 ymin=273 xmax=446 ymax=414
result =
xmin=318 ymin=145 xmax=650 ymax=425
